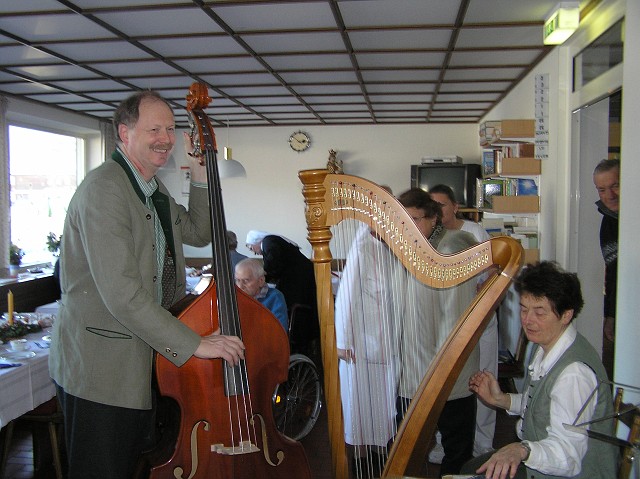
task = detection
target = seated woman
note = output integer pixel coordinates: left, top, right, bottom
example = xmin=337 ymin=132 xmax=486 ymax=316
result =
xmin=234 ymin=258 xmax=288 ymax=332
xmin=464 ymin=261 xmax=618 ymax=479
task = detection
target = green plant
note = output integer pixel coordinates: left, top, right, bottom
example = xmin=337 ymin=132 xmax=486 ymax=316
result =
xmin=46 ymin=232 xmax=62 ymax=255
xmin=9 ymin=243 xmax=25 ymax=266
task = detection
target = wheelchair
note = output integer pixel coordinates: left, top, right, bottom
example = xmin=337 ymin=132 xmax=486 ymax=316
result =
xmin=272 ymin=304 xmax=323 ymax=441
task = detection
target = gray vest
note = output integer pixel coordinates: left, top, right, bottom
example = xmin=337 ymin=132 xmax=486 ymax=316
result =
xmin=521 ymin=333 xmax=618 ymax=479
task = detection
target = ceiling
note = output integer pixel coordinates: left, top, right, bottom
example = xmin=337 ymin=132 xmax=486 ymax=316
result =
xmin=0 ymin=0 xmax=585 ymax=129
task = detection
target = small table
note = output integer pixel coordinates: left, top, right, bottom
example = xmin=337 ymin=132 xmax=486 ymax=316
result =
xmin=0 ymin=322 xmax=56 ymax=429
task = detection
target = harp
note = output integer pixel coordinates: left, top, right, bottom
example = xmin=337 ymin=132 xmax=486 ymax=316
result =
xmin=299 ymin=169 xmax=523 ymax=479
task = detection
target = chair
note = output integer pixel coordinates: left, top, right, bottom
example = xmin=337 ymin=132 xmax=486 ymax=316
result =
xmin=0 ymin=397 xmax=64 ymax=479
xmin=614 ymin=387 xmax=640 ymax=479
xmin=498 ymin=327 xmax=529 ymax=393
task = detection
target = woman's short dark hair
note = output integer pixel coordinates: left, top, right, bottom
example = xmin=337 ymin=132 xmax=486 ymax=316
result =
xmin=397 ymin=187 xmax=442 ymax=223
xmin=112 ymin=91 xmax=172 ymax=142
xmin=428 ymin=184 xmax=457 ymax=205
xmin=514 ymin=261 xmax=584 ymax=318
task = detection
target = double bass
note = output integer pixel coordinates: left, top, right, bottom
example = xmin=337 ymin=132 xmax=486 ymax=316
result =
xmin=142 ymin=83 xmax=312 ymax=479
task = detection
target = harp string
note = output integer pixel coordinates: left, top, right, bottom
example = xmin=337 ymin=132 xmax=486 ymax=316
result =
xmin=330 ymin=183 xmax=482 ymax=478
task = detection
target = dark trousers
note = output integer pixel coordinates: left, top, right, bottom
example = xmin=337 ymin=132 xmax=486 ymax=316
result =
xmin=56 ymin=384 xmax=154 ymax=479
xmin=396 ymin=394 xmax=476 ymax=475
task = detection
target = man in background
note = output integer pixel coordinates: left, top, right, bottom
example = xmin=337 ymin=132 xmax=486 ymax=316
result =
xmin=593 ymin=158 xmax=619 ymax=379
xmin=227 ymin=230 xmax=247 ymax=272
xmin=234 ymin=257 xmax=288 ymax=332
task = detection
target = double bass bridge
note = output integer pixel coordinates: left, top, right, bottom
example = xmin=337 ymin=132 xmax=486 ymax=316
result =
xmin=211 ymin=441 xmax=260 ymax=455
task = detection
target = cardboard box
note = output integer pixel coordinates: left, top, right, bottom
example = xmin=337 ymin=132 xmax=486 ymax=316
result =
xmin=498 ymin=157 xmax=541 ymax=175
xmin=491 ymin=195 xmax=540 ymax=213
xmin=481 ymin=119 xmax=535 ymax=145
xmin=499 ymin=119 xmax=535 ymax=139
xmin=524 ymin=248 xmax=540 ymax=264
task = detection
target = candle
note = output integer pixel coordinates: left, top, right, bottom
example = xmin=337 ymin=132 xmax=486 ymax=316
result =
xmin=7 ymin=290 xmax=13 ymax=326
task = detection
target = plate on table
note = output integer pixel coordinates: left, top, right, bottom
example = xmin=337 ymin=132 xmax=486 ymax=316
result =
xmin=1 ymin=350 xmax=36 ymax=360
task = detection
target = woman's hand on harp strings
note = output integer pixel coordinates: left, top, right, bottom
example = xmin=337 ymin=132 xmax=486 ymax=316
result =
xmin=183 ymin=131 xmax=208 ymax=184
xmin=468 ymin=370 xmax=511 ymax=410
xmin=194 ymin=328 xmax=245 ymax=366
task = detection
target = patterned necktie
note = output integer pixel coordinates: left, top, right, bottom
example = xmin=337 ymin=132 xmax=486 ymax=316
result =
xmin=161 ymin=246 xmax=176 ymax=309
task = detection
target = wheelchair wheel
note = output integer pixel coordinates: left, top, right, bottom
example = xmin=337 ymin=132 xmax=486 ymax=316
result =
xmin=272 ymin=353 xmax=322 ymax=441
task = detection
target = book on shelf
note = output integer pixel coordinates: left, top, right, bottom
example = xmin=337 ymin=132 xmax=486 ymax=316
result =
xmin=482 ymin=149 xmax=496 ymax=176
xmin=515 ymin=178 xmax=538 ymax=195
xmin=477 ymin=178 xmax=539 ymax=209
xmin=481 ymin=179 xmax=505 ymax=209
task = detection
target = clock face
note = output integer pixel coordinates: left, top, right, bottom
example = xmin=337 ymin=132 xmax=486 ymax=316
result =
xmin=289 ymin=131 xmax=311 ymax=152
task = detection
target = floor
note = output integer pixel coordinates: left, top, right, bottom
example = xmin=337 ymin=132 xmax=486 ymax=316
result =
xmin=2 ymin=400 xmax=517 ymax=479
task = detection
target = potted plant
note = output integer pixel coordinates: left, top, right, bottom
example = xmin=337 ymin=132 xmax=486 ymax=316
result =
xmin=9 ymin=243 xmax=25 ymax=277
xmin=46 ymin=232 xmax=62 ymax=256
xmin=9 ymin=243 xmax=24 ymax=266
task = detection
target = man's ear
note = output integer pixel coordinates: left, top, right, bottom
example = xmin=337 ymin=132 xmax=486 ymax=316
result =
xmin=118 ymin=123 xmax=129 ymax=145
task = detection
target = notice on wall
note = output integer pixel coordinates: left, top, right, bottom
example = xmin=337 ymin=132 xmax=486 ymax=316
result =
xmin=535 ymin=74 xmax=549 ymax=160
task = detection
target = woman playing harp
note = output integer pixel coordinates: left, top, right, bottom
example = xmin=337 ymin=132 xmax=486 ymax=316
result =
xmin=300 ymin=169 xmax=523 ymax=479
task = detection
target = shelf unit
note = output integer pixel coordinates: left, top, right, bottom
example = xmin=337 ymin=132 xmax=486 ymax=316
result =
xmin=478 ymin=119 xmax=540 ymax=263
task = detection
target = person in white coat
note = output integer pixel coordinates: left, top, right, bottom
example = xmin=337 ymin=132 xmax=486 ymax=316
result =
xmin=334 ymin=221 xmax=403 ymax=473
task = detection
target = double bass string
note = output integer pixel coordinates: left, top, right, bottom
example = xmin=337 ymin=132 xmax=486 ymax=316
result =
xmin=195 ymin=111 xmax=258 ymax=454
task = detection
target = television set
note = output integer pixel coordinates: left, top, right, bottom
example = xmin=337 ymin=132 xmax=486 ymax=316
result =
xmin=410 ymin=163 xmax=482 ymax=208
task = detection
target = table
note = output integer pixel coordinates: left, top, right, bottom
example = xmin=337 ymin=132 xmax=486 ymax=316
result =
xmin=0 ymin=322 xmax=56 ymax=429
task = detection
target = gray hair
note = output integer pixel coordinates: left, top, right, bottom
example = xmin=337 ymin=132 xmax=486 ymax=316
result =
xmin=593 ymin=158 xmax=620 ymax=176
xmin=235 ymin=258 xmax=265 ymax=278
xmin=112 ymin=90 xmax=172 ymax=143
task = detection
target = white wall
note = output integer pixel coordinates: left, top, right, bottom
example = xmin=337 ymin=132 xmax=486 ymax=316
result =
xmin=617 ymin=0 xmax=640 ymax=403
xmin=158 ymin=123 xmax=480 ymax=259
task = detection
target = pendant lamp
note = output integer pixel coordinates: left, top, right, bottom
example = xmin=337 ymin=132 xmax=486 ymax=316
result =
xmin=218 ymin=119 xmax=246 ymax=179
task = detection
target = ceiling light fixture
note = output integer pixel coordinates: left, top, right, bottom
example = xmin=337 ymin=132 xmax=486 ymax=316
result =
xmin=218 ymin=119 xmax=246 ymax=179
xmin=543 ymin=2 xmax=580 ymax=45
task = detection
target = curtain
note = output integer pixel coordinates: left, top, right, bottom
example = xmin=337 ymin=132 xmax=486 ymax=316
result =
xmin=100 ymin=119 xmax=116 ymax=161
xmin=0 ymin=96 xmax=9 ymax=268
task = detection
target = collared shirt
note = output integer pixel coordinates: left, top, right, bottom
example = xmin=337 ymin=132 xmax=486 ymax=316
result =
xmin=117 ymin=147 xmax=165 ymax=303
xmin=507 ymin=324 xmax=598 ymax=476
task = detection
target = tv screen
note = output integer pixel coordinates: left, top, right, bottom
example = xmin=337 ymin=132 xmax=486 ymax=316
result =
xmin=410 ymin=164 xmax=481 ymax=208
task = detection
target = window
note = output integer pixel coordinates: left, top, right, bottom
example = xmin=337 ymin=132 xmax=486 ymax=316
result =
xmin=9 ymin=126 xmax=83 ymax=266
xmin=573 ymin=18 xmax=624 ymax=91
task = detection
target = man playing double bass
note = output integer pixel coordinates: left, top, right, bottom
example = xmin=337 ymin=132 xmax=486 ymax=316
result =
xmin=49 ymin=91 xmax=245 ymax=479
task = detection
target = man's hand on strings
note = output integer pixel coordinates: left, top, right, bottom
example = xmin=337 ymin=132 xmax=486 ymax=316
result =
xmin=194 ymin=328 xmax=245 ymax=365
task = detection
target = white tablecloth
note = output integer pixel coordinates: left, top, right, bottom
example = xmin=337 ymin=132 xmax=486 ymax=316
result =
xmin=0 ymin=329 xmax=56 ymax=428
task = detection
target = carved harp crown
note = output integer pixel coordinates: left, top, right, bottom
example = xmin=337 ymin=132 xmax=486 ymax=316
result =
xmin=299 ymin=169 xmax=523 ymax=479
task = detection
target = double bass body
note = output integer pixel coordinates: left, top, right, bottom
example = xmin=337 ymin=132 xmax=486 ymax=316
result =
xmin=148 ymin=284 xmax=311 ymax=479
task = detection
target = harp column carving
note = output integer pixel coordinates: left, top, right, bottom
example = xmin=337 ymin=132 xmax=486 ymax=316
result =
xmin=299 ymin=169 xmax=350 ymax=479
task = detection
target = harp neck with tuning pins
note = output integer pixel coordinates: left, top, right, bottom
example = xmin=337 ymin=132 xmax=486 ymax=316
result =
xmin=299 ymin=169 xmax=523 ymax=479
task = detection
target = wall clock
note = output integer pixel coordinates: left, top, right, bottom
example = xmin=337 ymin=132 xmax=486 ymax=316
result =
xmin=289 ymin=131 xmax=311 ymax=152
